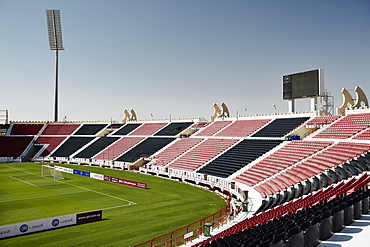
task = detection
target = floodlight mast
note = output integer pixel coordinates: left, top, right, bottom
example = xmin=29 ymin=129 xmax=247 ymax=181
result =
xmin=46 ymin=10 xmax=64 ymax=122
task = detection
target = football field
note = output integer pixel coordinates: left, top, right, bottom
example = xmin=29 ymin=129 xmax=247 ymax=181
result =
xmin=0 ymin=163 xmax=226 ymax=246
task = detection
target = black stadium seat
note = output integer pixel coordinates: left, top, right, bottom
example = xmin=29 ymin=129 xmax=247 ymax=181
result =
xmin=74 ymin=136 xmax=120 ymax=158
xmin=74 ymin=124 xmax=107 ymax=135
xmin=198 ymin=139 xmax=282 ymax=178
xmin=51 ymin=137 xmax=95 ymax=157
xmin=112 ymin=123 xmax=142 ymax=135
xmin=153 ymin=122 xmax=193 ymax=136
xmin=251 ymin=117 xmax=309 ymax=138
xmin=115 ymin=137 xmax=175 ymax=162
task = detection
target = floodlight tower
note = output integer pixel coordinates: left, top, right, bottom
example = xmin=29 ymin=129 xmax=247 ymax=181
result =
xmin=46 ymin=10 xmax=64 ymax=122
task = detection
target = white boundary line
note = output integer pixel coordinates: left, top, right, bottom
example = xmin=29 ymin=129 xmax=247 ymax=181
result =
xmin=2 ymin=166 xmax=137 ymax=207
xmin=8 ymin=175 xmax=37 ymax=186
xmin=8 ymin=173 xmax=63 ymax=187
xmin=9 ymin=174 xmax=75 ymax=187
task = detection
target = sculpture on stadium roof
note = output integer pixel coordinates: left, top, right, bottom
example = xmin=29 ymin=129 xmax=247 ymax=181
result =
xmin=122 ymin=109 xmax=137 ymax=123
xmin=210 ymin=102 xmax=230 ymax=121
xmin=337 ymin=86 xmax=368 ymax=115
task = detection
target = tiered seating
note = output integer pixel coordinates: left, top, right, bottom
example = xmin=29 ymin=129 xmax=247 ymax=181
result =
xmin=0 ymin=136 xmax=33 ymax=157
xmin=193 ymin=121 xmax=232 ymax=136
xmin=116 ymin=137 xmax=175 ymax=162
xmin=41 ymin=124 xmax=80 ymax=135
xmin=74 ymin=137 xmax=120 ymax=158
xmin=128 ymin=122 xmax=168 ymax=136
xmin=73 ymin=124 xmax=107 ymax=135
xmin=10 ymin=124 xmax=44 ymax=135
xmin=151 ymin=138 xmax=204 ymax=166
xmin=35 ymin=136 xmax=67 ymax=156
xmin=190 ymin=122 xmax=212 ymax=130
xmin=167 ymin=138 xmax=238 ymax=171
xmin=107 ymin=123 xmax=124 ymax=129
xmin=214 ymin=119 xmax=271 ymax=137
xmin=198 ymin=139 xmax=283 ymax=178
xmin=93 ymin=136 xmax=145 ymax=161
xmin=153 ymin=122 xmax=193 ymax=136
xmin=313 ymin=113 xmax=370 ymax=139
xmin=112 ymin=123 xmax=141 ymax=135
xmin=253 ymin=142 xmax=370 ymax=195
xmin=3 ymin=110 xmax=370 ymax=246
xmin=252 ymin=117 xmax=309 ymax=137
xmin=353 ymin=127 xmax=370 ymax=140
xmin=305 ymin=115 xmax=342 ymax=127
xmin=234 ymin=141 xmax=333 ymax=187
xmin=196 ymin=172 xmax=370 ymax=247
xmin=51 ymin=137 xmax=95 ymax=157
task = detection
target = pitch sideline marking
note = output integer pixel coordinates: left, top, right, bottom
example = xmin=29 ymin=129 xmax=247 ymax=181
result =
xmin=8 ymin=173 xmax=62 ymax=187
xmin=8 ymin=175 xmax=37 ymax=186
xmin=9 ymin=173 xmax=75 ymax=187
xmin=3 ymin=165 xmax=137 ymax=206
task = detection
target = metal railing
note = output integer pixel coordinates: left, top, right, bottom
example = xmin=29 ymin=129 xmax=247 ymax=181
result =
xmin=133 ymin=202 xmax=234 ymax=247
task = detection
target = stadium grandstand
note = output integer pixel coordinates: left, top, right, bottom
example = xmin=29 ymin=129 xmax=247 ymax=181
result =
xmin=1 ymin=85 xmax=370 ymax=247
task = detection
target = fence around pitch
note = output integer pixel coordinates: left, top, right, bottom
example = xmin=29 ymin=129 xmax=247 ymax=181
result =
xmin=133 ymin=202 xmax=232 ymax=247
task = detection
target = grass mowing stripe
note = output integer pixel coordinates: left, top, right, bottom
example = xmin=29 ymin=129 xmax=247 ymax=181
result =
xmin=2 ymin=166 xmax=136 ymax=209
xmin=8 ymin=175 xmax=37 ymax=186
xmin=5 ymin=165 xmax=41 ymax=174
xmin=0 ymin=190 xmax=89 ymax=203
xmin=4 ymin=164 xmax=137 ymax=205
xmin=57 ymin=181 xmax=137 ymax=205
xmin=0 ymin=163 xmax=226 ymax=246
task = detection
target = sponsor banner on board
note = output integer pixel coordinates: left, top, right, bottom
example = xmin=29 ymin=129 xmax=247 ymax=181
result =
xmin=111 ymin=176 xmax=119 ymax=183
xmin=90 ymin=172 xmax=104 ymax=180
xmin=55 ymin=165 xmax=73 ymax=174
xmin=81 ymin=171 xmax=90 ymax=177
xmin=0 ymin=212 xmax=96 ymax=239
xmin=56 ymin=166 xmax=146 ymax=189
xmin=76 ymin=210 xmax=102 ymax=225
xmin=104 ymin=175 xmax=146 ymax=189
xmin=104 ymin=175 xmax=110 ymax=182
xmin=119 ymin=178 xmax=147 ymax=189
xmin=73 ymin=169 xmax=82 ymax=175
xmin=15 ymin=219 xmax=49 ymax=235
xmin=0 ymin=225 xmax=15 ymax=239
xmin=48 ymin=214 xmax=76 ymax=228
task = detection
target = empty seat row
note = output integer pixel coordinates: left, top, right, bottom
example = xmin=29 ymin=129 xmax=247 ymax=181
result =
xmin=195 ymin=172 xmax=370 ymax=247
xmin=305 ymin=115 xmax=342 ymax=127
xmin=253 ymin=142 xmax=370 ymax=196
xmin=116 ymin=137 xmax=175 ymax=162
xmin=313 ymin=113 xmax=370 ymax=139
xmin=167 ymin=138 xmax=238 ymax=171
xmin=93 ymin=136 xmax=145 ymax=161
xmin=214 ymin=119 xmax=271 ymax=137
xmin=151 ymin=137 xmax=204 ymax=166
xmin=233 ymin=141 xmax=333 ymax=187
xmin=194 ymin=121 xmax=233 ymax=136
xmin=197 ymin=139 xmax=282 ymax=178
xmin=252 ymin=117 xmax=309 ymax=138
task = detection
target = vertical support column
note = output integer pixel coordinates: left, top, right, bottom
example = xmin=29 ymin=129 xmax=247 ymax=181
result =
xmin=53 ymin=9 xmax=59 ymax=122
xmin=54 ymin=48 xmax=59 ymax=122
xmin=288 ymin=99 xmax=295 ymax=113
xmin=311 ymin=97 xmax=318 ymax=112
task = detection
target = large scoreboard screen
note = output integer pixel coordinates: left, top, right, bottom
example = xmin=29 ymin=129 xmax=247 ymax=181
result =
xmin=283 ymin=69 xmax=324 ymax=100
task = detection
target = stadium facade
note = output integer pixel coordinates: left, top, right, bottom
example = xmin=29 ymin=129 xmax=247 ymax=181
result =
xmin=1 ymin=88 xmax=370 ymax=247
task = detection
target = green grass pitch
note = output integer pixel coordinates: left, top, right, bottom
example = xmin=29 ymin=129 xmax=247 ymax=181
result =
xmin=0 ymin=163 xmax=226 ymax=246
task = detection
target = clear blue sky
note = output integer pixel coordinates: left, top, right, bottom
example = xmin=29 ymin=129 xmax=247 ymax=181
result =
xmin=1 ymin=0 xmax=369 ymax=121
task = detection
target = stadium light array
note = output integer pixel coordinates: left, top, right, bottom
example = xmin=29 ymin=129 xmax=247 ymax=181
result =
xmin=46 ymin=9 xmax=64 ymax=122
